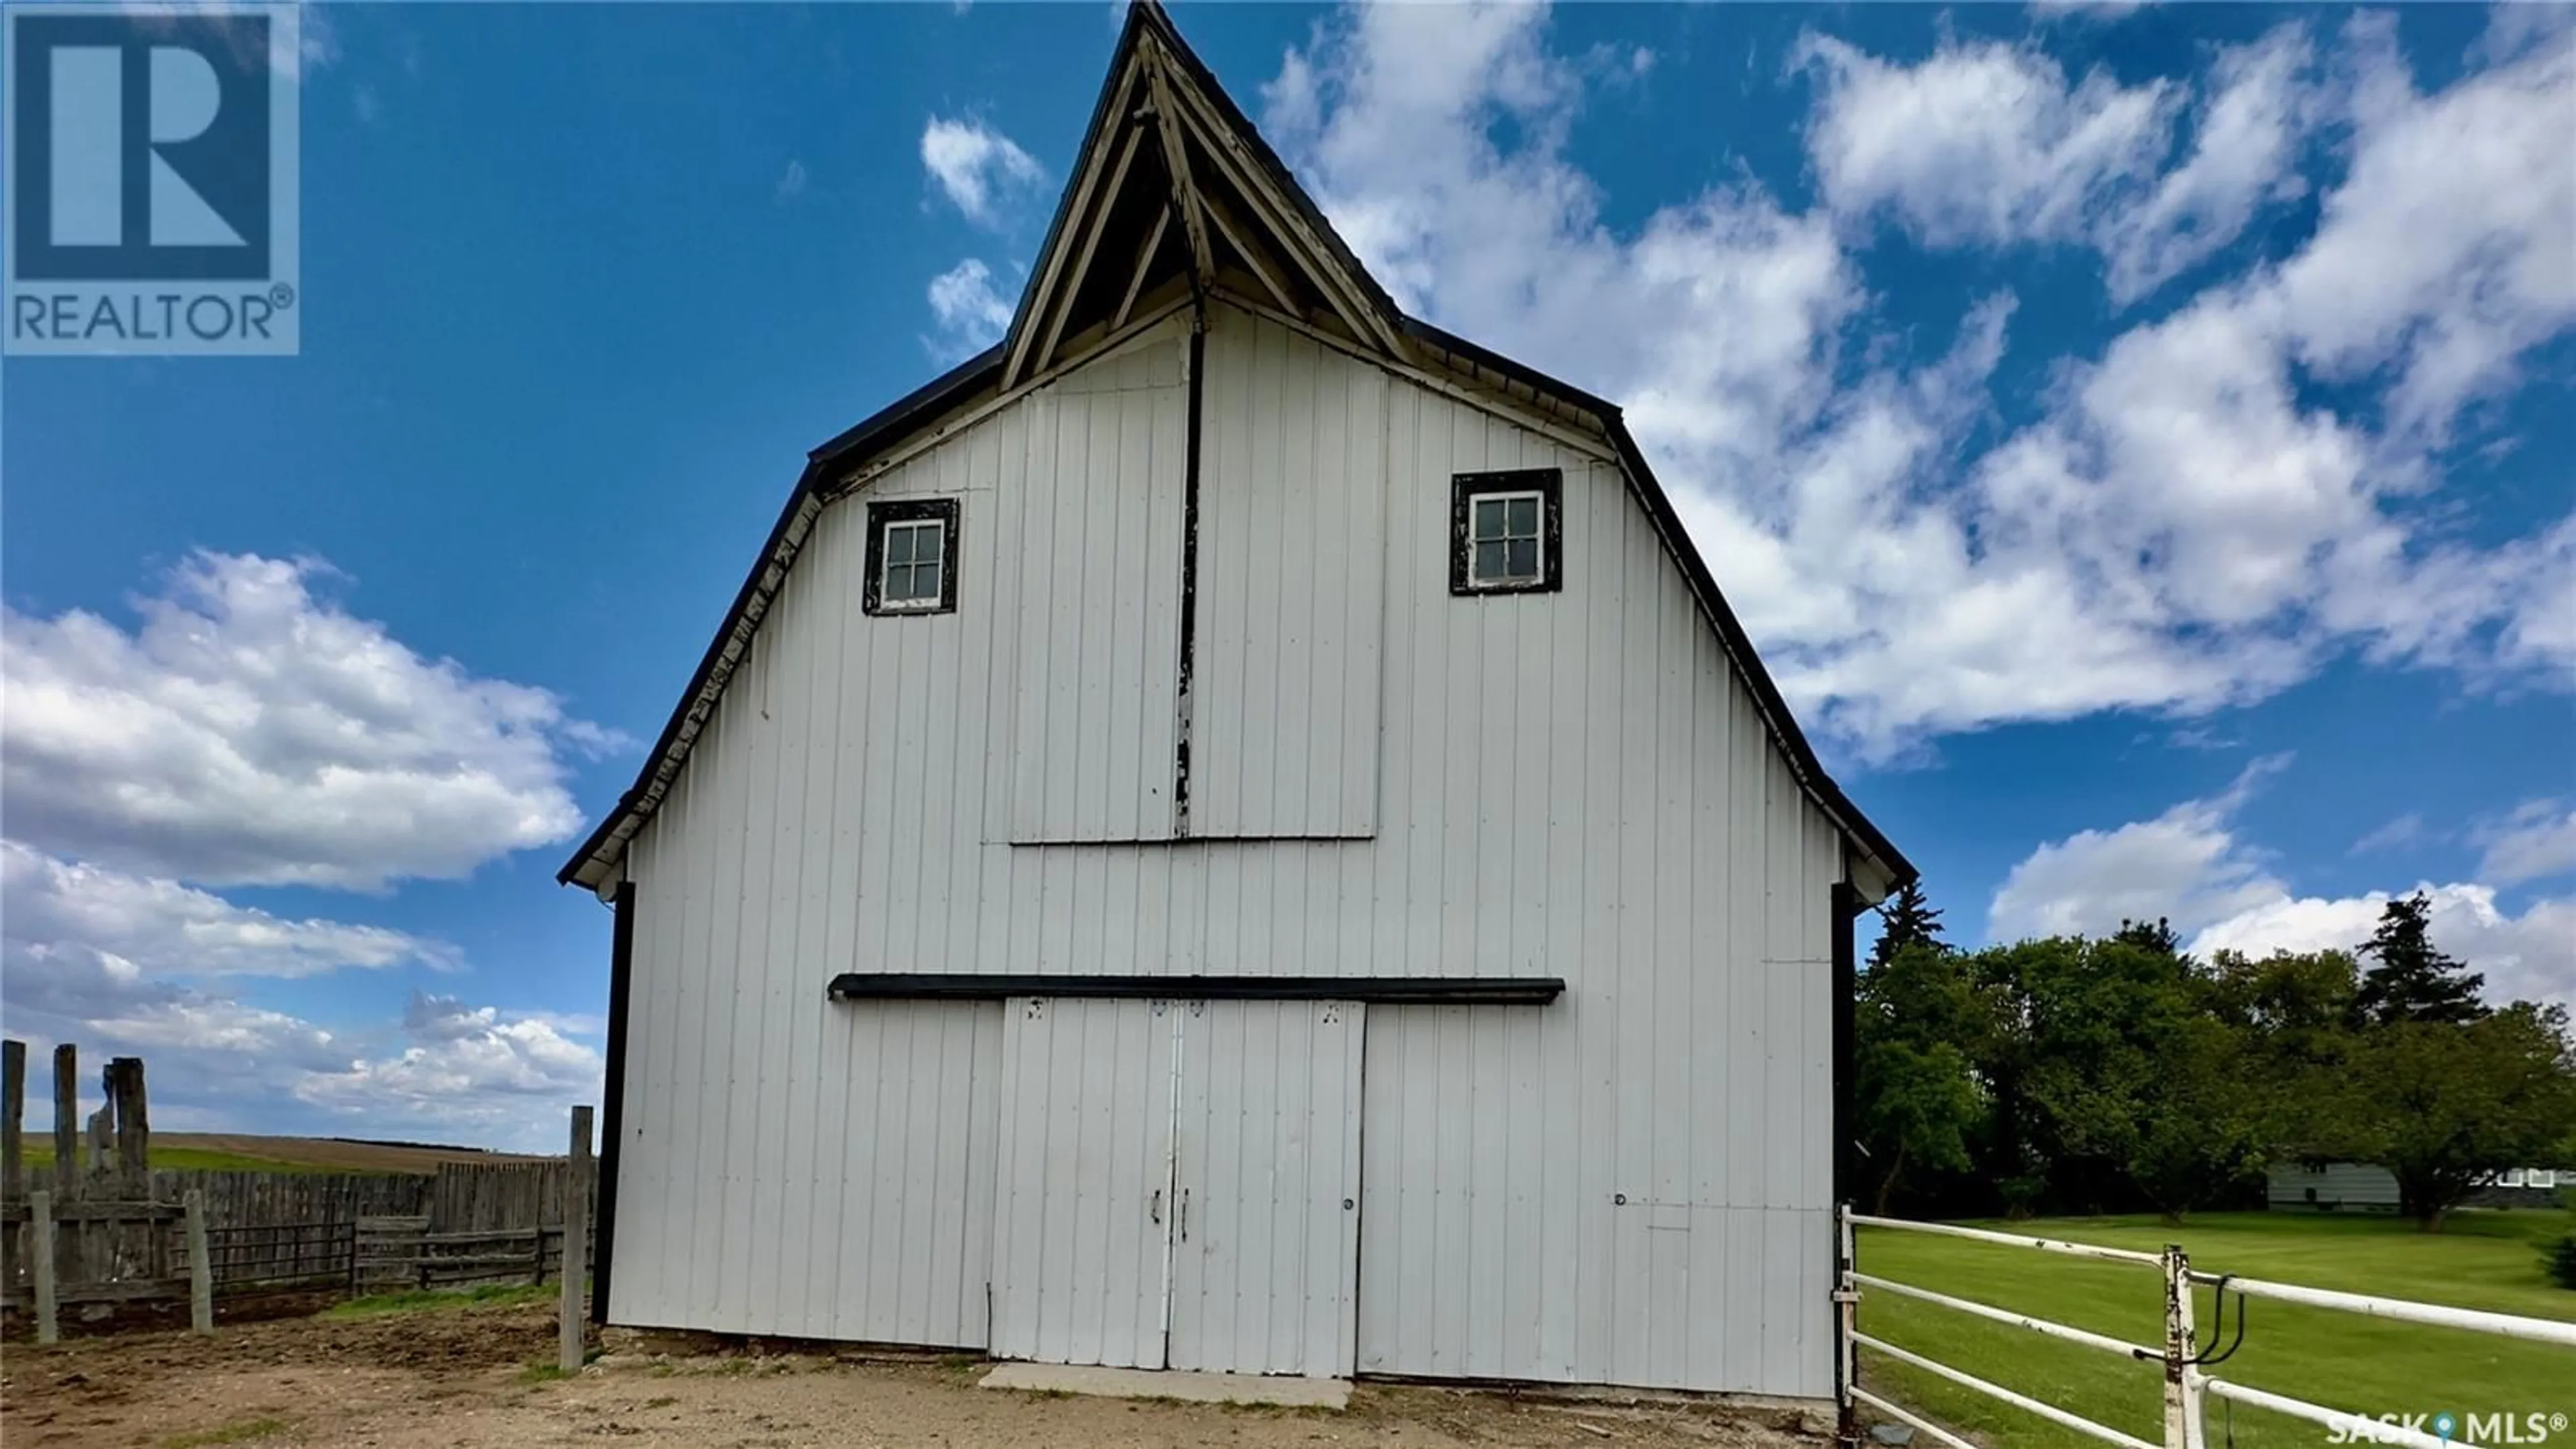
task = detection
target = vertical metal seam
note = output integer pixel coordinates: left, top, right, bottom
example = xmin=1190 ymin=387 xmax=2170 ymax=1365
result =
xmin=1173 ymin=303 xmax=1208 ymax=837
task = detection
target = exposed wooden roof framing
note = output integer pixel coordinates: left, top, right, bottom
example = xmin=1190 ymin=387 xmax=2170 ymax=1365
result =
xmin=557 ymin=1 xmax=1917 ymax=900
xmin=999 ymin=4 xmax=1410 ymax=390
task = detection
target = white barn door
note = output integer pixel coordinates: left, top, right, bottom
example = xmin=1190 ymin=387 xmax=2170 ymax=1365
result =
xmin=988 ymin=996 xmax=1362 ymax=1378
xmin=989 ymin=996 xmax=1179 ymax=1368
xmin=1169 ymin=1000 xmax=1364 ymax=1378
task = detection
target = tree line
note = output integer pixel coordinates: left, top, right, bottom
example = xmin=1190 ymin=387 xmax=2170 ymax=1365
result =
xmin=1854 ymin=884 xmax=2576 ymax=1229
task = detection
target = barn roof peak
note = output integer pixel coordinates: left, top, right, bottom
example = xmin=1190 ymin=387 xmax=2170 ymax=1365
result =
xmin=998 ymin=1 xmax=1411 ymax=388
xmin=554 ymin=3 xmax=1915 ymax=901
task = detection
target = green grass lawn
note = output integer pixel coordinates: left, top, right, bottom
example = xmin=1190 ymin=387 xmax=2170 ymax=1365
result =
xmin=325 ymin=1282 xmax=559 ymax=1318
xmin=1856 ymin=1211 xmax=2575 ymax=1448
xmin=17 ymin=1142 xmax=360 ymax=1175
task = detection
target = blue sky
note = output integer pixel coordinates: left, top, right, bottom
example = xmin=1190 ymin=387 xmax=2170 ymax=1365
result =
xmin=4 ymin=1 xmax=2570 ymax=1150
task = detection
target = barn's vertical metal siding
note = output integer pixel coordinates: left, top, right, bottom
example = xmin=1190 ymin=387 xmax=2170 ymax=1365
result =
xmin=1191 ymin=303 xmax=1388 ymax=838
xmin=616 ymin=298 xmax=1847 ymax=1392
xmin=1006 ymin=329 xmax=1189 ymax=843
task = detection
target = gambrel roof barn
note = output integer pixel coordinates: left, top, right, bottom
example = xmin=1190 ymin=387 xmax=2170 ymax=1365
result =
xmin=561 ymin=1 xmax=1911 ymax=1401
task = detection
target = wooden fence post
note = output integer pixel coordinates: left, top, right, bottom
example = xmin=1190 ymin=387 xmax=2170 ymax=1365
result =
xmin=186 ymin=1189 xmax=213 ymax=1334
xmin=109 ymin=1058 xmax=149 ymax=1197
xmin=4 ymin=1040 xmax=25 ymax=1204
xmin=30 ymin=1189 xmax=58 ymax=1344
xmin=4 ymin=1040 xmax=23 ymax=1303
xmin=51 ymin=1044 xmax=77 ymax=1201
xmin=559 ymin=1105 xmax=592 ymax=1373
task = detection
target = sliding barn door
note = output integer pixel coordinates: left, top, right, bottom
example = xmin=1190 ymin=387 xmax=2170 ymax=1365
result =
xmin=989 ymin=996 xmax=1179 ymax=1368
xmin=1167 ymin=1000 xmax=1364 ymax=1378
xmin=987 ymin=996 xmax=1364 ymax=1379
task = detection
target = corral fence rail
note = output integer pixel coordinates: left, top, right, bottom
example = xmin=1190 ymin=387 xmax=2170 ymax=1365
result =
xmin=353 ymin=1216 xmax=596 ymax=1293
xmin=1834 ymin=1207 xmax=2576 ymax=1449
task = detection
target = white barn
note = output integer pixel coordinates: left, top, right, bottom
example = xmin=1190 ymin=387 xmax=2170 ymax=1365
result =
xmin=558 ymin=3 xmax=1913 ymax=1401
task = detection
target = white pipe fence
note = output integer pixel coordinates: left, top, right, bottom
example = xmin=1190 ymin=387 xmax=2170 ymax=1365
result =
xmin=1835 ymin=1205 xmax=2575 ymax=1449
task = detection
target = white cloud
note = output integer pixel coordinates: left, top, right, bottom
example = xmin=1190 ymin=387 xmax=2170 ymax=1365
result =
xmin=775 ymin=158 xmax=808 ymax=201
xmin=1988 ymin=769 xmax=2575 ymax=1010
xmin=925 ymin=257 xmax=1014 ymax=360
xmin=1988 ymin=756 xmax=2292 ymax=940
xmin=1262 ymin=4 xmax=2576 ymax=759
xmin=2272 ymin=12 xmax=2576 ymax=445
xmin=0 ymin=837 xmax=595 ymax=1148
xmin=3 ymin=921 xmax=598 ymax=1151
xmin=1 ymin=551 xmax=605 ymax=892
xmin=1802 ymin=21 xmax=2321 ymax=305
xmin=2190 ymin=885 xmax=2575 ymax=1013
xmin=1798 ymin=32 xmax=2178 ymax=250
xmin=920 ymin=116 xmax=1043 ymax=226
xmin=2104 ymin=24 xmax=2316 ymax=302
xmin=2 ymin=840 xmax=457 ymax=981
xmin=297 ymin=990 xmax=602 ymax=1147
xmin=2475 ymin=800 xmax=2576 ymax=885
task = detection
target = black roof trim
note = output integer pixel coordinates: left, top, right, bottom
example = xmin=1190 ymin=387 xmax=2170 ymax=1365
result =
xmin=557 ymin=4 xmax=1912 ymax=894
xmin=553 ymin=347 xmax=1001 ymax=887
xmin=812 ymin=344 xmax=1003 ymax=469
xmin=826 ymin=973 xmax=1565 ymax=1006
xmin=1405 ymin=317 xmax=1917 ymax=888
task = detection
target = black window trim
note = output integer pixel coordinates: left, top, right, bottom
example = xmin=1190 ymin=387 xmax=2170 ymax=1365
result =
xmin=862 ymin=497 xmax=962 ymax=616
xmin=1450 ymin=467 xmax=1563 ymax=596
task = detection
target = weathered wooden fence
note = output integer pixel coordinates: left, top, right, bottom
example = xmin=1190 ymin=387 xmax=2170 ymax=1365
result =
xmin=0 ymin=1043 xmax=213 ymax=1338
xmin=3 ymin=1040 xmax=597 ymax=1337
xmin=166 ymin=1169 xmax=435 ymax=1228
xmin=353 ymin=1215 xmax=595 ymax=1292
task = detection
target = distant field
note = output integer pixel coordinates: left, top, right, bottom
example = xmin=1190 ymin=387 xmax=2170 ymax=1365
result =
xmin=15 ymin=1132 xmax=553 ymax=1177
xmin=1856 ymin=1210 xmax=2575 ymax=1448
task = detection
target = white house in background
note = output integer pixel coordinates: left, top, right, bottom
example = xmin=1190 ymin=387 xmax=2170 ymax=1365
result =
xmin=2265 ymin=1162 xmax=2404 ymax=1214
xmin=556 ymin=2 xmax=1912 ymax=1400
xmin=2267 ymin=1162 xmax=2566 ymax=1214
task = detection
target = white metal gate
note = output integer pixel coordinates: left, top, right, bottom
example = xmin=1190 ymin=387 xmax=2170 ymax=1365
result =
xmin=1835 ymin=1207 xmax=2576 ymax=1449
xmin=989 ymin=997 xmax=1362 ymax=1377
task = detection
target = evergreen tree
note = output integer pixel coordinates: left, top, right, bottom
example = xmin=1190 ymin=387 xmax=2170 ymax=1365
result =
xmin=2112 ymin=916 xmax=2181 ymax=955
xmin=2353 ymin=894 xmax=2488 ymax=1025
xmin=1870 ymin=879 xmax=1947 ymax=970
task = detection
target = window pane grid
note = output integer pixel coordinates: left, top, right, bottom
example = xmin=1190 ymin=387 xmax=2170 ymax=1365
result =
xmin=1466 ymin=489 xmax=1544 ymax=586
xmin=882 ymin=520 xmax=945 ymax=606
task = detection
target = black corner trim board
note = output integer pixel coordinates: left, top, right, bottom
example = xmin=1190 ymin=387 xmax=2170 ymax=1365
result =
xmin=1829 ymin=880 xmax=1860 ymax=1207
xmin=1449 ymin=467 xmax=1564 ymax=596
xmin=860 ymin=496 xmax=963 ymax=616
xmin=825 ymin=973 xmax=1565 ymax=1006
xmin=591 ymin=880 xmax=637 ymax=1326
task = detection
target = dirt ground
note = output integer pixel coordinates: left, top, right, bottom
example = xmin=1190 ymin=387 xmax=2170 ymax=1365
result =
xmin=1 ymin=1301 xmax=1825 ymax=1448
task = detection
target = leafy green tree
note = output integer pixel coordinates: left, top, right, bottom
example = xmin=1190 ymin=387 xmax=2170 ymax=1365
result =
xmin=2204 ymin=948 xmax=2363 ymax=1153
xmin=1870 ymin=879 xmax=1947 ymax=970
xmin=2353 ymin=893 xmax=2487 ymax=1025
xmin=2012 ymin=937 xmax=2263 ymax=1219
xmin=1854 ymin=938 xmax=1986 ymax=1214
xmin=2329 ymin=1004 xmax=2576 ymax=1229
